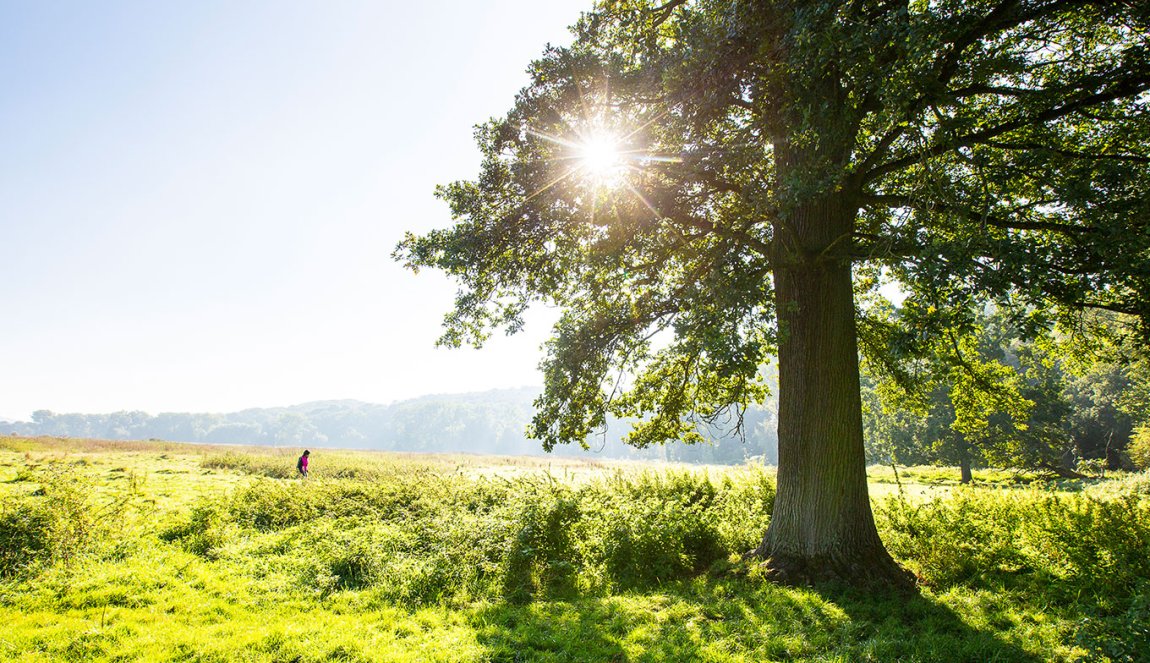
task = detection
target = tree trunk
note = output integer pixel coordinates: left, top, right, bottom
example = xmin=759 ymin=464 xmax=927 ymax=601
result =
xmin=959 ymin=435 xmax=973 ymax=484
xmin=960 ymin=455 xmax=973 ymax=484
xmin=956 ymin=438 xmax=975 ymax=480
xmin=752 ymin=197 xmax=913 ymax=589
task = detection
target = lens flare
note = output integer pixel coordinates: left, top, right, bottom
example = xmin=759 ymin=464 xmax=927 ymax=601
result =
xmin=579 ymin=134 xmax=623 ymax=180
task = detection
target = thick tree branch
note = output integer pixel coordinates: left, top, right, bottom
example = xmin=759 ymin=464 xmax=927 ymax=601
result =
xmin=668 ymin=212 xmax=774 ymax=258
xmin=649 ymin=0 xmax=690 ymax=27
xmin=860 ymin=194 xmax=1099 ymax=234
xmin=970 ymin=140 xmax=1150 ymax=164
xmin=862 ymin=75 xmax=1150 ymax=183
xmin=853 ymin=0 xmax=1114 ymax=183
xmin=854 ymin=0 xmax=1048 ymax=182
xmin=931 ymin=0 xmax=1099 ymax=96
xmin=853 ymin=125 xmax=909 ymax=182
xmin=948 ymin=84 xmax=1044 ymax=98
xmin=1072 ymin=300 xmax=1142 ymax=316
xmin=932 ymin=1 xmax=1024 ymax=89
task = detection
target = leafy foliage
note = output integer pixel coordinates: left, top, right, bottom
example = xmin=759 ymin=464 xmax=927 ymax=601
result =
xmin=1130 ymin=426 xmax=1150 ymax=470
xmin=398 ymin=0 xmax=1150 ymax=452
xmin=864 ymin=305 xmax=1150 ymax=476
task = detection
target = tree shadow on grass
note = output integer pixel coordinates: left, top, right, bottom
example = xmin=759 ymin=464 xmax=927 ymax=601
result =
xmin=468 ymin=595 xmax=665 ymax=663
xmin=468 ymin=578 xmax=1044 ymax=662
xmin=806 ymin=582 xmax=1045 ymax=662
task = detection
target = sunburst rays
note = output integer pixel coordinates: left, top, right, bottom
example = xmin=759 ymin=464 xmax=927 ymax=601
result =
xmin=521 ymin=107 xmax=680 ymax=225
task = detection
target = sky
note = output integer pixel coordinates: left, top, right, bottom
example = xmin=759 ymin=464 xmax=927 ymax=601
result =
xmin=0 ymin=0 xmax=591 ymax=421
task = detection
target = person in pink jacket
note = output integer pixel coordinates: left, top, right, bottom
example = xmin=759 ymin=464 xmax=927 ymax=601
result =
xmin=297 ymin=449 xmax=310 ymax=478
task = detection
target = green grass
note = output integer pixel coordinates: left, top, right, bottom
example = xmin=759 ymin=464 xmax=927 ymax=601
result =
xmin=2 ymin=436 xmax=1147 ymax=661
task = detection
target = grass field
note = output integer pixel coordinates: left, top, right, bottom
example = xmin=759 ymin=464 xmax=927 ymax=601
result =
xmin=1 ymin=436 xmax=1147 ymax=662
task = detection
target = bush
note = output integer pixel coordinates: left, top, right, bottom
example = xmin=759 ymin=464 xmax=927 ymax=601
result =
xmin=876 ymin=488 xmax=1029 ymax=586
xmin=879 ymin=486 xmax=1150 ymax=593
xmin=1030 ymin=493 xmax=1150 ymax=607
xmin=160 ymin=501 xmax=232 ymax=559
xmin=710 ymin=468 xmax=776 ymax=553
xmin=876 ymin=481 xmax=1150 ymax=661
xmin=300 ymin=521 xmax=406 ymax=594
xmin=501 ymin=482 xmax=581 ymax=602
xmin=228 ymin=479 xmax=322 ymax=530
xmin=573 ymin=471 xmax=747 ymax=589
xmin=226 ymin=475 xmax=452 ymax=532
xmin=0 ymin=498 xmax=53 ymax=577
xmin=202 ymin=467 xmax=777 ymax=603
xmin=1128 ymin=426 xmax=1150 ymax=470
xmin=0 ymin=466 xmax=133 ymax=576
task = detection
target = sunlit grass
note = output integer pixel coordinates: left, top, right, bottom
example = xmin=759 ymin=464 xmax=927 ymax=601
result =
xmin=1 ymin=436 xmax=1146 ymax=661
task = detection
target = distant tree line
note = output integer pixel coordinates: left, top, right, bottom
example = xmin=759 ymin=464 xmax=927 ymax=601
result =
xmin=3 ymin=387 xmax=780 ymax=465
xmin=8 ymin=309 xmax=1144 ymax=474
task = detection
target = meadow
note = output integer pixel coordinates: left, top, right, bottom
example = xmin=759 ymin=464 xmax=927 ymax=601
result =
xmin=1 ymin=436 xmax=1147 ymax=662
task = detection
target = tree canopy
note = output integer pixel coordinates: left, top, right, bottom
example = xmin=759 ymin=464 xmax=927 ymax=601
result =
xmin=397 ymin=0 xmax=1150 ymax=586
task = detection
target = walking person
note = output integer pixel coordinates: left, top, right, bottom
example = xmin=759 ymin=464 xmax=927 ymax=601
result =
xmin=297 ymin=449 xmax=310 ymax=478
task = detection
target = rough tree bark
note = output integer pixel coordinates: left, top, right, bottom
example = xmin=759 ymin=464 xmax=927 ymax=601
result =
xmin=752 ymin=196 xmax=914 ymax=588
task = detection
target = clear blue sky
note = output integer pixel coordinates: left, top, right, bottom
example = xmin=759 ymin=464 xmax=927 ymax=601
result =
xmin=0 ymin=0 xmax=588 ymax=420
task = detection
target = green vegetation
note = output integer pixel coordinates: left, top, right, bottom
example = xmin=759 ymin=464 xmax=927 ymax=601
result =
xmin=2 ymin=436 xmax=1148 ymax=661
xmin=1130 ymin=425 xmax=1150 ymax=471
xmin=396 ymin=0 xmax=1150 ymax=586
xmin=862 ymin=305 xmax=1150 ymax=480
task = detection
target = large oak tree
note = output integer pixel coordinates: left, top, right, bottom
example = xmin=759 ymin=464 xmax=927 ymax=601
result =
xmin=397 ymin=0 xmax=1150 ymax=587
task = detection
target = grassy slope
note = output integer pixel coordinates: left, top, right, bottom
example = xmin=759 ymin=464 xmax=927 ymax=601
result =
xmin=1 ymin=436 xmax=1146 ymax=662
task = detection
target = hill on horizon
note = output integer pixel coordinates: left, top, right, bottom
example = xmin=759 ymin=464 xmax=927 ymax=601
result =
xmin=4 ymin=386 xmax=778 ymax=465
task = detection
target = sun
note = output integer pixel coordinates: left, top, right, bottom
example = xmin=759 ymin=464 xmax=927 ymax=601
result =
xmin=523 ymin=116 xmax=677 ymax=201
xmin=579 ymin=133 xmax=625 ymax=178
xmin=572 ymin=130 xmax=634 ymax=188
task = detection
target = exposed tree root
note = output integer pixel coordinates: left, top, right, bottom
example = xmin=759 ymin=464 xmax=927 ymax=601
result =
xmin=744 ymin=546 xmax=918 ymax=593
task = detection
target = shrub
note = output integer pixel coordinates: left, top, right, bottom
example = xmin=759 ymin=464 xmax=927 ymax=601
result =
xmin=160 ymin=501 xmax=232 ymax=559
xmin=876 ymin=480 xmax=1150 ymax=661
xmin=204 ymin=467 xmax=777 ymax=603
xmin=305 ymin=522 xmax=393 ymax=593
xmin=0 ymin=497 xmax=53 ymax=577
xmin=501 ymin=482 xmax=581 ymax=602
xmin=1128 ymin=426 xmax=1150 ymax=471
xmin=1028 ymin=493 xmax=1150 ymax=608
xmin=876 ymin=488 xmax=1028 ymax=587
xmin=377 ymin=508 xmax=509 ymax=604
xmin=226 ymin=475 xmax=451 ymax=531
xmin=228 ymin=479 xmax=322 ymax=530
xmin=711 ymin=468 xmax=776 ymax=553
xmin=0 ymin=466 xmax=133 ymax=576
xmin=574 ymin=472 xmax=731 ymax=589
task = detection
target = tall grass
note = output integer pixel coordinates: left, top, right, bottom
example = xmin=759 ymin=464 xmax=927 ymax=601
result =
xmin=876 ymin=473 xmax=1150 ymax=660
xmin=159 ymin=466 xmax=776 ymax=604
xmin=3 ymin=440 xmax=1149 ymax=661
